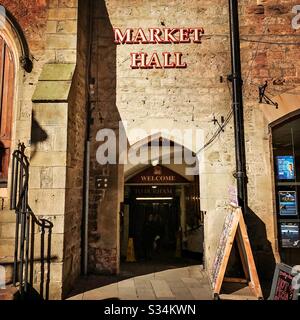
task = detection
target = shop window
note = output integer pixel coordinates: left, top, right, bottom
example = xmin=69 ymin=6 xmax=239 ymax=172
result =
xmin=0 ymin=35 xmax=14 ymax=187
xmin=272 ymin=114 xmax=300 ymax=265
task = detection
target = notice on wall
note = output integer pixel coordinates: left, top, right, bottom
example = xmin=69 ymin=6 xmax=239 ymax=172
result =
xmin=280 ymin=222 xmax=300 ymax=248
xmin=279 ymin=191 xmax=298 ymax=216
xmin=276 ymin=155 xmax=295 ymax=180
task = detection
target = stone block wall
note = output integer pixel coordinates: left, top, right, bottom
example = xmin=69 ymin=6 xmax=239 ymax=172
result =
xmin=62 ymin=0 xmax=89 ymax=296
xmin=0 ymin=0 xmax=87 ymax=299
xmin=88 ymin=0 xmax=300 ymax=282
xmin=29 ymin=0 xmax=80 ymax=298
xmin=88 ymin=0 xmax=236 ymax=277
xmin=239 ymin=0 xmax=300 ymax=278
xmin=1 ymin=0 xmax=300 ymax=298
xmin=88 ymin=0 xmax=124 ymax=275
xmin=29 ymin=0 xmax=88 ymax=299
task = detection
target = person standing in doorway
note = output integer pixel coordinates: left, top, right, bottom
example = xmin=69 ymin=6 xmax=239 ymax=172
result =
xmin=143 ymin=213 xmax=155 ymax=260
xmin=153 ymin=213 xmax=163 ymax=254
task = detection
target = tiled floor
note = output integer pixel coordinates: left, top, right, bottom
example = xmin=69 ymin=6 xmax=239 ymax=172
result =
xmin=68 ymin=265 xmax=212 ymax=300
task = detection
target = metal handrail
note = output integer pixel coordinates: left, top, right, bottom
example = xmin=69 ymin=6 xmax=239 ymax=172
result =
xmin=10 ymin=143 xmax=53 ymax=300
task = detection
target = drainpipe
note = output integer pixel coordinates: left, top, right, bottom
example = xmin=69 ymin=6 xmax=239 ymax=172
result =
xmin=83 ymin=140 xmax=90 ymax=276
xmin=228 ymin=0 xmax=248 ymax=215
xmin=82 ymin=0 xmax=93 ymax=276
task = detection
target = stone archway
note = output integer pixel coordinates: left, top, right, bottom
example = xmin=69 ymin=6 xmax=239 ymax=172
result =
xmin=256 ymin=87 xmax=300 ymax=268
xmin=264 ymin=87 xmax=300 ymax=266
xmin=120 ymin=134 xmax=203 ymax=275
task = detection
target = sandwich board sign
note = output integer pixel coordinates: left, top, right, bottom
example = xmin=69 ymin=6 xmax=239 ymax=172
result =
xmin=269 ymin=263 xmax=300 ymax=300
xmin=211 ymin=206 xmax=263 ymax=300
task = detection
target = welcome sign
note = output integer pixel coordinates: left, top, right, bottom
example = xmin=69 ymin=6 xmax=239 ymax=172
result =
xmin=114 ymin=27 xmax=205 ymax=69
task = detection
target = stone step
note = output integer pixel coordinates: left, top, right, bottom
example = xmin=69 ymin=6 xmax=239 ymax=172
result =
xmin=0 ymin=239 xmax=15 ymax=258
xmin=0 ymin=256 xmax=14 ymax=285
xmin=0 ymin=285 xmax=19 ymax=300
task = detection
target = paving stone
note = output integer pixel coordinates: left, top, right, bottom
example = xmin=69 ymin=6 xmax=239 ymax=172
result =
xmin=118 ymin=287 xmax=138 ymax=300
xmin=136 ymin=288 xmax=156 ymax=300
xmin=171 ymin=287 xmax=194 ymax=300
xmin=83 ymin=284 xmax=118 ymax=300
xmin=181 ymin=277 xmax=202 ymax=288
xmin=118 ymin=278 xmax=135 ymax=288
xmin=166 ymin=279 xmax=186 ymax=289
xmin=134 ymin=279 xmax=153 ymax=289
xmin=68 ymin=294 xmax=83 ymax=300
xmin=150 ymin=280 xmax=175 ymax=299
xmin=68 ymin=264 xmax=213 ymax=300
xmin=189 ymin=287 xmax=212 ymax=300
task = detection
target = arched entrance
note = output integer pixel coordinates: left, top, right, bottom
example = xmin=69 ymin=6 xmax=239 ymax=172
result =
xmin=120 ymin=137 xmax=203 ymax=274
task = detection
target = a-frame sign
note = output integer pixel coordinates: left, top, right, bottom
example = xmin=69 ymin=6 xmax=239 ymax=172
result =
xmin=211 ymin=206 xmax=263 ymax=300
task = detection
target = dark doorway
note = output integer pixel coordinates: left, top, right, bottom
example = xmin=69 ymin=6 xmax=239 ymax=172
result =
xmin=129 ymin=194 xmax=180 ymax=261
xmin=272 ymin=114 xmax=300 ymax=266
xmin=120 ymin=165 xmax=203 ymax=277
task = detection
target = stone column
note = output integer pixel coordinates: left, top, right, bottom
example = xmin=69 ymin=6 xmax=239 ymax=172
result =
xmin=28 ymin=0 xmax=84 ymax=300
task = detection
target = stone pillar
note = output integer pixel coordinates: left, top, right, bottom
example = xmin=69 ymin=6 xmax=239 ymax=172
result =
xmin=87 ymin=0 xmax=124 ymax=275
xmin=28 ymin=0 xmax=85 ymax=300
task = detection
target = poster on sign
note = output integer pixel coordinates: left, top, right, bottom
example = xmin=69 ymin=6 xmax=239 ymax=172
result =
xmin=279 ymin=191 xmax=298 ymax=216
xmin=280 ymin=223 xmax=300 ymax=248
xmin=276 ymin=156 xmax=295 ymax=180
xmin=269 ymin=264 xmax=300 ymax=300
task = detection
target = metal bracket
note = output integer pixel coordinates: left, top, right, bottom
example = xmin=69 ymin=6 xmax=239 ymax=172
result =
xmin=212 ymin=115 xmax=225 ymax=132
xmin=259 ymin=81 xmax=279 ymax=109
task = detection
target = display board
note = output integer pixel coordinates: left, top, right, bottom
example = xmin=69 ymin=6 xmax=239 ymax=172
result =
xmin=211 ymin=206 xmax=263 ymax=299
xmin=276 ymin=155 xmax=295 ymax=180
xmin=280 ymin=222 xmax=300 ymax=248
xmin=279 ymin=191 xmax=297 ymax=216
xmin=269 ymin=263 xmax=300 ymax=300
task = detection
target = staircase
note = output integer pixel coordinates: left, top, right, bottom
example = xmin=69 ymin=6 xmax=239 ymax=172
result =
xmin=0 ymin=144 xmax=53 ymax=300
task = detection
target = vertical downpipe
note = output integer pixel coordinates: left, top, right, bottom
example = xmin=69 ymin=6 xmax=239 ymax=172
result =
xmin=82 ymin=0 xmax=93 ymax=276
xmin=228 ymin=0 xmax=248 ymax=215
xmin=83 ymin=141 xmax=90 ymax=275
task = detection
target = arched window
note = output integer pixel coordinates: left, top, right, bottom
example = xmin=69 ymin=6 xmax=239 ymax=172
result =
xmin=0 ymin=35 xmax=14 ymax=186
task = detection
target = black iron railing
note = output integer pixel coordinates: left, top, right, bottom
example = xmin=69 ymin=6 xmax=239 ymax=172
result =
xmin=10 ymin=143 xmax=53 ymax=300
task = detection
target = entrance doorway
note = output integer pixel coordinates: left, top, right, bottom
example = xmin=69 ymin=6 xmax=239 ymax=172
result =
xmin=272 ymin=114 xmax=300 ymax=265
xmin=128 ymin=187 xmax=180 ymax=261
xmin=120 ymin=164 xmax=203 ymax=276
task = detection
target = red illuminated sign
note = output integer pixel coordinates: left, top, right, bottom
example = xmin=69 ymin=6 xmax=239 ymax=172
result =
xmin=114 ymin=27 xmax=205 ymax=69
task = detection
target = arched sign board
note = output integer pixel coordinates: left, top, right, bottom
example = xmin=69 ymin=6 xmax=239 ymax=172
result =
xmin=269 ymin=264 xmax=300 ymax=300
xmin=126 ymin=165 xmax=190 ymax=185
xmin=211 ymin=206 xmax=263 ymax=300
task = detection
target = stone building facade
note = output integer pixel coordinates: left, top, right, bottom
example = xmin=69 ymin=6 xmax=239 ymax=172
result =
xmin=0 ymin=0 xmax=299 ymax=299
